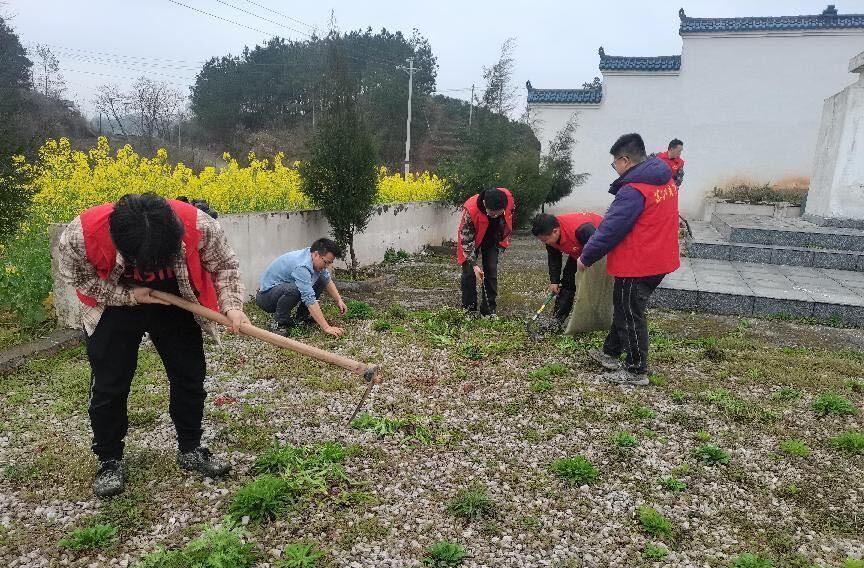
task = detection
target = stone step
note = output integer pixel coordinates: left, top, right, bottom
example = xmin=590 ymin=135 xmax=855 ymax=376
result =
xmin=686 ymin=221 xmax=864 ymax=271
xmin=651 ymin=258 xmax=864 ymax=325
xmin=711 ymin=213 xmax=864 ymax=251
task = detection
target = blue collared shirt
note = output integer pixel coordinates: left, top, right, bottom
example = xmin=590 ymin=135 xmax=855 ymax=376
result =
xmin=259 ymin=247 xmax=331 ymax=305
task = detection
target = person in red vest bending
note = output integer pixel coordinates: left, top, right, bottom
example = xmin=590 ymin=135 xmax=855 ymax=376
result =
xmin=577 ymin=133 xmax=679 ymax=386
xmin=456 ymin=187 xmax=515 ymax=317
xmin=655 ymin=138 xmax=684 ymax=188
xmin=58 ymin=193 xmax=250 ymax=498
xmin=530 ymin=212 xmax=603 ymax=328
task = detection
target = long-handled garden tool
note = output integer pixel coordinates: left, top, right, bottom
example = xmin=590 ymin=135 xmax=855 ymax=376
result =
xmin=478 ymin=272 xmax=489 ymax=316
xmin=526 ymin=293 xmax=556 ymax=339
xmin=150 ymin=291 xmax=379 ymax=423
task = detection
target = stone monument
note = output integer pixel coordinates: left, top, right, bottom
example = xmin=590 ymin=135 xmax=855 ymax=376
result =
xmin=804 ymin=49 xmax=864 ymax=228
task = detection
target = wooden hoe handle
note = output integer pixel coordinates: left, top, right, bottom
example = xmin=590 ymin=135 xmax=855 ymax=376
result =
xmin=150 ymin=291 xmax=378 ymax=380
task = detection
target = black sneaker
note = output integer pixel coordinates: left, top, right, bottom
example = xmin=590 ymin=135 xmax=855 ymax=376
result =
xmin=177 ymin=447 xmax=231 ymax=477
xmin=269 ymin=320 xmax=291 ymax=337
xmin=92 ymin=459 xmax=125 ymax=498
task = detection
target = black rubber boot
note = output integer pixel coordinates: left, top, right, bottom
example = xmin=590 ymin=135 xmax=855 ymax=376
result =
xmin=553 ymin=288 xmax=576 ymax=324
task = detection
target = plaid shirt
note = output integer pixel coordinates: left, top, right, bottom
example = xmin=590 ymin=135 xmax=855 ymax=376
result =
xmin=58 ymin=209 xmax=246 ymax=337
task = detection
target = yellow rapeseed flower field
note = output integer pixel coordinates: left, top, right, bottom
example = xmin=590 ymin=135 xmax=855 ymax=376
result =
xmin=16 ymin=137 xmax=447 ymax=224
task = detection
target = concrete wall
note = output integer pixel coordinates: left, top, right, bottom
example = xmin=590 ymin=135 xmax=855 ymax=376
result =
xmin=530 ymin=28 xmax=864 ymax=218
xmin=50 ymin=201 xmax=461 ymax=329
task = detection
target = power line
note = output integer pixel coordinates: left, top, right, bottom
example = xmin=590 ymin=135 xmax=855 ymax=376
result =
xmin=214 ymin=0 xmax=311 ymax=39
xmin=167 ymin=0 xmax=275 ymax=36
xmin=241 ymin=0 xmax=318 ymax=30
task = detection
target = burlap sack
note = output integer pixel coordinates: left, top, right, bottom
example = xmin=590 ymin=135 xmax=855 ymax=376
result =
xmin=565 ymin=257 xmax=614 ymax=334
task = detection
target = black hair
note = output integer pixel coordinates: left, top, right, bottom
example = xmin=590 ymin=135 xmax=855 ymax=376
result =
xmin=109 ymin=193 xmax=184 ymax=273
xmin=482 ymin=187 xmax=507 ymax=211
xmin=531 ymin=213 xmax=560 ymax=237
xmin=668 ymin=138 xmax=683 ymax=150
xmin=176 ymin=196 xmax=189 ymax=203
xmin=609 ymin=133 xmax=647 ymax=161
xmin=310 ymin=237 xmax=343 ymax=258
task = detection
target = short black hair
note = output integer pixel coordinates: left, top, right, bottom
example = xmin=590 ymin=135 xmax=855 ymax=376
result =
xmin=176 ymin=196 xmax=189 ymax=203
xmin=482 ymin=188 xmax=508 ymax=211
xmin=668 ymin=138 xmax=683 ymax=150
xmin=109 ymin=193 xmax=184 ymax=273
xmin=609 ymin=133 xmax=647 ymax=160
xmin=311 ymin=237 xmax=342 ymax=258
xmin=531 ymin=213 xmax=560 ymax=237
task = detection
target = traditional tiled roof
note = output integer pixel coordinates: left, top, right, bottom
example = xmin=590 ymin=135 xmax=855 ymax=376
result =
xmin=679 ymin=5 xmax=864 ymax=34
xmin=597 ymin=47 xmax=681 ymax=72
xmin=525 ymin=84 xmax=602 ymax=104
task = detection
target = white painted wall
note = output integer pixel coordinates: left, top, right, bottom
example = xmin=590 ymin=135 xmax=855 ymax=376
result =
xmin=49 ymin=201 xmax=461 ymax=329
xmin=531 ymin=29 xmax=864 ymax=218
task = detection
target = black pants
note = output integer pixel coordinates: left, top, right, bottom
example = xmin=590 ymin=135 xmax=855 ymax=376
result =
xmin=602 ymin=274 xmax=665 ymax=374
xmin=255 ymin=279 xmax=326 ymax=326
xmin=86 ymin=305 xmax=206 ymax=462
xmin=554 ymin=257 xmax=578 ymax=321
xmin=461 ymin=242 xmax=499 ymax=313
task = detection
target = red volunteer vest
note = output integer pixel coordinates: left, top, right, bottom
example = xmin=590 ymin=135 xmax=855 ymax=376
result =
xmin=606 ymin=181 xmax=681 ymax=278
xmin=456 ymin=188 xmax=515 ymax=264
xmin=549 ymin=212 xmax=603 ymax=260
xmin=656 ymin=151 xmax=684 ymax=176
xmin=75 ymin=200 xmax=220 ymax=311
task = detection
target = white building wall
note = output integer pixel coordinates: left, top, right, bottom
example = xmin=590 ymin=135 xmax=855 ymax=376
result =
xmin=532 ymin=29 xmax=864 ymax=218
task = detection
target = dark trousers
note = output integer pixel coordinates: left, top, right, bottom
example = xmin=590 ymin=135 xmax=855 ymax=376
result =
xmin=461 ymin=242 xmax=500 ymax=314
xmin=602 ymin=274 xmax=665 ymax=374
xmin=554 ymin=257 xmax=578 ymax=321
xmin=256 ymin=280 xmax=326 ymax=326
xmin=86 ymin=305 xmax=206 ymax=462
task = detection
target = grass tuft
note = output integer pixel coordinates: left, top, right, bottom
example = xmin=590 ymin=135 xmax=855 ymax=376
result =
xmin=58 ymin=523 xmax=117 ymax=550
xmin=446 ymin=486 xmax=496 ymax=522
xmin=636 ymin=505 xmax=674 ymax=541
xmin=694 ymin=444 xmax=730 ymax=466
xmin=423 ymin=541 xmax=469 ymax=567
xmin=550 ymin=456 xmax=599 ymax=486
xmin=811 ymin=392 xmax=858 ymax=416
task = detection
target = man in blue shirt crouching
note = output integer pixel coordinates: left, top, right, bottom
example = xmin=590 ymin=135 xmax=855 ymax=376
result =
xmin=256 ymin=238 xmax=348 ymax=337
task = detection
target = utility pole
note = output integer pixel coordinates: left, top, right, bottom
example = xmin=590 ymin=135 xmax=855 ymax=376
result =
xmin=468 ymin=83 xmax=474 ymax=129
xmin=404 ymin=57 xmax=414 ymax=179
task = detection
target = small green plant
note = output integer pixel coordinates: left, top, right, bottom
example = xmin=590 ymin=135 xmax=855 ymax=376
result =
xmin=831 ymin=431 xmax=864 ymax=455
xmin=845 ymin=378 xmax=864 ymax=392
xmin=636 ymin=506 xmax=674 ymax=541
xmin=778 ymin=439 xmax=811 ymax=458
xmin=275 ymin=542 xmax=326 ymax=568
xmin=671 ymin=390 xmax=685 ymax=403
xmin=694 ymin=444 xmax=730 ymax=465
xmin=659 ymin=477 xmax=686 ymax=492
xmin=773 ymin=386 xmax=801 ymax=401
xmin=550 ymin=456 xmax=599 ymax=486
xmin=728 ymin=553 xmax=773 ymax=568
xmin=843 ymin=559 xmax=864 ymax=568
xmin=446 ymin=486 xmax=496 ymax=522
xmin=696 ymin=430 xmax=711 ymax=442
xmin=346 ymin=300 xmax=374 ymax=320
xmin=643 ymin=543 xmax=668 ymax=561
xmin=384 ymin=247 xmax=410 ymax=264
xmin=386 ymin=303 xmax=409 ymax=320
xmin=423 ymin=541 xmax=469 ymax=567
xmin=530 ymin=363 xmax=569 ymax=380
xmin=700 ymin=338 xmax=726 ymax=361
xmin=133 ymin=524 xmax=255 ymax=568
xmin=784 ymin=483 xmax=800 ymax=496
xmin=530 ymin=379 xmax=553 ymax=393
xmin=372 ymin=319 xmax=392 ymax=331
xmin=58 ymin=523 xmax=117 ymax=550
xmin=648 ymin=373 xmax=667 ymax=386
xmin=228 ymin=475 xmax=293 ymax=523
xmin=351 ymin=412 xmax=432 ymax=445
xmin=812 ymin=392 xmax=858 ymax=416
xmin=630 ymin=405 xmax=656 ymax=419
xmin=610 ymin=431 xmax=638 ymax=449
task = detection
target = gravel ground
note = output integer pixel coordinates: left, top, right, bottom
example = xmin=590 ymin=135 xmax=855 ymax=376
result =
xmin=1 ymin=235 xmax=863 ymax=567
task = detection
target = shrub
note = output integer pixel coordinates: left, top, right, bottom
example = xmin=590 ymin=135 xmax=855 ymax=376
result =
xmin=228 ymin=475 xmax=293 ymax=523
xmin=275 ymin=543 xmax=326 ymax=568
xmin=728 ymin=553 xmax=773 ymax=568
xmin=778 ymin=439 xmax=811 ymax=458
xmin=423 ymin=541 xmax=469 ymax=568
xmin=636 ymin=506 xmax=674 ymax=541
xmin=550 ymin=456 xmax=598 ymax=486
xmin=811 ymin=392 xmax=858 ymax=416
xmin=133 ymin=524 xmax=255 ymax=568
xmin=831 ymin=431 xmax=864 ymax=455
xmin=58 ymin=523 xmax=117 ymax=550
xmin=446 ymin=486 xmax=496 ymax=522
xmin=694 ymin=444 xmax=730 ymax=466
xmin=383 ymin=247 xmax=410 ymax=264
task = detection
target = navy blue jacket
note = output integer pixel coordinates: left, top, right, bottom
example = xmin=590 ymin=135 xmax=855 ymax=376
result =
xmin=580 ymin=157 xmax=673 ymax=268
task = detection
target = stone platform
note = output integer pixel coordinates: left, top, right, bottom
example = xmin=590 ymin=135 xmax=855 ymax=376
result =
xmin=654 ymin=213 xmax=864 ymax=324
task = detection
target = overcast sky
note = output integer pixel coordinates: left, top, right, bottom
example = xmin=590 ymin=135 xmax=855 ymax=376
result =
xmin=4 ymin=0 xmax=864 ymax=116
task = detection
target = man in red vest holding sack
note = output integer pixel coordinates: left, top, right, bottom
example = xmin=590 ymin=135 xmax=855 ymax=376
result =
xmin=456 ymin=187 xmax=514 ymax=317
xmin=58 ymin=193 xmax=250 ymax=497
xmin=530 ymin=212 xmax=602 ymax=327
xmin=577 ymin=133 xmax=679 ymax=386
xmin=655 ymin=138 xmax=684 ymax=189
